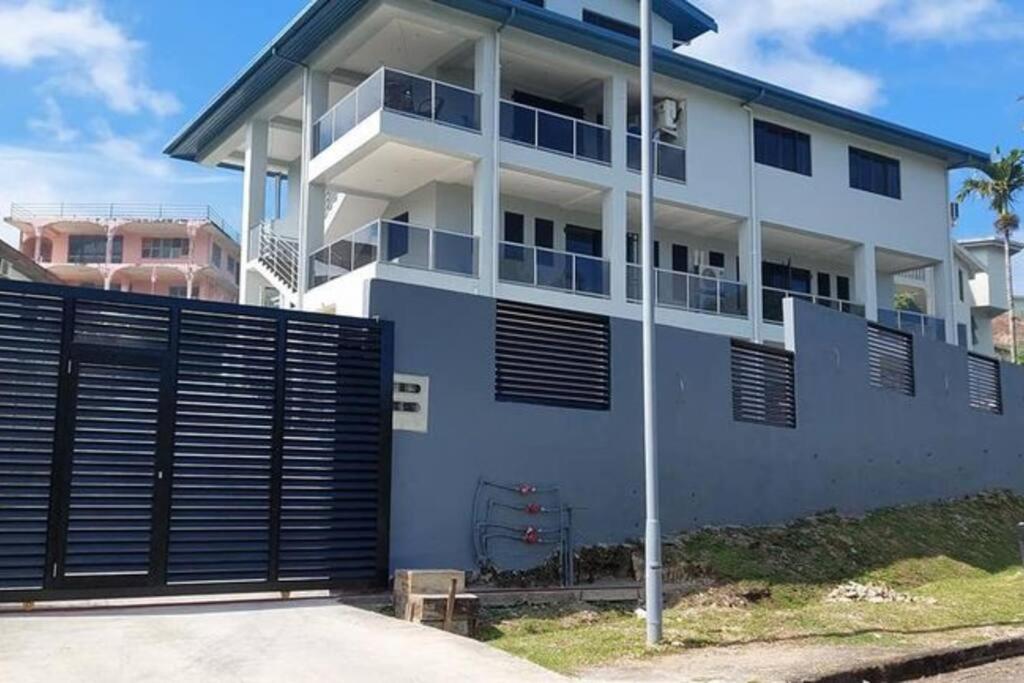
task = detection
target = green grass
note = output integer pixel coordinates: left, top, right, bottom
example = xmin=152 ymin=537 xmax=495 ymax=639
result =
xmin=480 ymin=491 xmax=1024 ymax=674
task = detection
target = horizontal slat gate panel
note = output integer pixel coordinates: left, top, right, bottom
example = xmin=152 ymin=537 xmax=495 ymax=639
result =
xmin=168 ymin=310 xmax=278 ymax=584
xmin=74 ymin=300 xmax=170 ymax=349
xmin=495 ymin=300 xmax=610 ymax=410
xmin=0 ymin=291 xmax=62 ymax=590
xmin=64 ymin=362 xmax=160 ymax=577
xmin=967 ymin=353 xmax=1002 ymax=414
xmin=868 ymin=324 xmax=915 ymax=396
xmin=730 ymin=341 xmax=796 ymax=428
xmin=278 ymin=319 xmax=383 ymax=581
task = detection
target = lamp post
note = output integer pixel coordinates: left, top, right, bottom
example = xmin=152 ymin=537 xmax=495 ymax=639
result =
xmin=639 ymin=0 xmax=663 ymax=647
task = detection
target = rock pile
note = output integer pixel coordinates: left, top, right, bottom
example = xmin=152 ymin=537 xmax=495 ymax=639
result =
xmin=825 ymin=581 xmax=934 ymax=604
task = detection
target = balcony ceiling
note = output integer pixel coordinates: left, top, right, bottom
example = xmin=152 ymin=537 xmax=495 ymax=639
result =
xmin=325 ymin=141 xmax=474 ymax=197
xmin=627 ymin=197 xmax=740 ymax=238
xmin=762 ymin=223 xmax=857 ymax=263
xmin=499 ymin=169 xmax=604 ymax=213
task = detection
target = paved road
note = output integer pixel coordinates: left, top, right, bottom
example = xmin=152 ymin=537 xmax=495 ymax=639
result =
xmin=0 ymin=599 xmax=563 ymax=683
xmin=917 ymin=656 xmax=1024 ymax=682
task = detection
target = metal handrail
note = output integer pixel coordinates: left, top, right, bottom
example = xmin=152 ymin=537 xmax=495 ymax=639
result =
xmin=251 ymin=221 xmax=299 ymax=292
xmin=627 ymin=264 xmax=747 ymax=317
xmin=314 ymin=67 xmax=482 ymax=155
xmin=499 ymin=99 xmax=611 ymax=164
xmin=308 ymin=219 xmax=478 ymax=290
xmin=9 ymin=203 xmax=235 ymax=239
xmin=498 ymin=241 xmax=611 ymax=297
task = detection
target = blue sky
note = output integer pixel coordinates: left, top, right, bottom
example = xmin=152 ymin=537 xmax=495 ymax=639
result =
xmin=1 ymin=0 xmax=1023 ymax=278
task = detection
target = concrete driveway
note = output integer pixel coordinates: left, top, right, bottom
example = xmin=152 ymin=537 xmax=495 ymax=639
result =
xmin=0 ymin=599 xmax=564 ymax=682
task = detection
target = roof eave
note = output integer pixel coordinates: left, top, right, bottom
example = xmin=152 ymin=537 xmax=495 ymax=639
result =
xmin=165 ymin=0 xmax=988 ymax=170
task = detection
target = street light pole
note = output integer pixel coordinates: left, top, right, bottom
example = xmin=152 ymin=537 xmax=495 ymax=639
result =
xmin=639 ymin=0 xmax=663 ymax=647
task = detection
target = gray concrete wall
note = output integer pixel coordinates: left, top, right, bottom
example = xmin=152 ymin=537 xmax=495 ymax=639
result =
xmin=368 ymin=280 xmax=1024 ymax=573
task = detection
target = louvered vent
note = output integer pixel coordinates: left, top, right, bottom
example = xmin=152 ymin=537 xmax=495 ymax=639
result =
xmin=967 ymin=353 xmax=1002 ymax=415
xmin=278 ymin=318 xmax=384 ymax=582
xmin=730 ymin=340 xmax=796 ymax=429
xmin=0 ymin=290 xmax=62 ymax=590
xmin=868 ymin=323 xmax=915 ymax=396
xmin=495 ymin=300 xmax=610 ymax=410
xmin=168 ymin=310 xmax=277 ymax=584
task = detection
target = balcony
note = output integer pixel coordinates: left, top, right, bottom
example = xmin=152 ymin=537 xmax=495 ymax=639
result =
xmin=499 ymin=101 xmax=611 ymax=165
xmin=627 ymin=265 xmax=748 ymax=318
xmin=762 ymin=287 xmax=866 ymax=323
xmin=314 ymin=68 xmax=481 ymax=156
xmin=627 ymin=134 xmax=686 ymax=183
xmin=308 ymin=220 xmax=477 ymax=290
xmin=879 ymin=308 xmax=947 ymax=342
xmin=498 ymin=242 xmax=610 ymax=297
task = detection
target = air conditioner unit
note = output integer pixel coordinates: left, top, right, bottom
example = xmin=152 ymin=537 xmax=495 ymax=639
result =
xmin=654 ymin=99 xmax=680 ymax=136
xmin=694 ymin=250 xmax=725 ymax=279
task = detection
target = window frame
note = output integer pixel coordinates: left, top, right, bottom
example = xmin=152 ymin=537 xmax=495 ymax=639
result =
xmin=754 ymin=120 xmax=812 ymax=176
xmin=141 ymin=237 xmax=190 ymax=260
xmin=849 ymin=146 xmax=902 ymax=199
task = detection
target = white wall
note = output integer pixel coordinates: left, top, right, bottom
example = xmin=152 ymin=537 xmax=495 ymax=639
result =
xmin=546 ymin=0 xmax=674 ymax=47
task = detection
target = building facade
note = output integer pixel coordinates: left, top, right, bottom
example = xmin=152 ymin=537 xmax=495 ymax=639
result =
xmin=165 ymin=0 xmax=1005 ymax=352
xmin=4 ymin=204 xmax=241 ymax=302
xmin=156 ymin=0 xmax=1024 ymax=575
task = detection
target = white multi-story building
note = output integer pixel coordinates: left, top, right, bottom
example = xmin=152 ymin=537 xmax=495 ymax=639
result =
xmin=164 ymin=0 xmax=1006 ymax=353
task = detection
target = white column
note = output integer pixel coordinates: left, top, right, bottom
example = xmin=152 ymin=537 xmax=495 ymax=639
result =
xmin=240 ymin=119 xmax=269 ymax=302
xmin=603 ymin=188 xmax=628 ymax=305
xmin=473 ymin=32 xmax=498 ymax=296
xmin=32 ymin=227 xmax=42 ymax=261
xmin=604 ymin=74 xmax=627 ymax=172
xmin=934 ymin=251 xmax=957 ymax=343
xmin=743 ymin=108 xmax=763 ymax=342
xmin=854 ymin=243 xmax=879 ymax=322
xmin=296 ymin=69 xmax=329 ymax=309
xmin=738 ymin=218 xmax=763 ymax=342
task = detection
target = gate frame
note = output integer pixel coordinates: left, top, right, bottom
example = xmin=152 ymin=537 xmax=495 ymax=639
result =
xmin=0 ymin=279 xmax=394 ymax=603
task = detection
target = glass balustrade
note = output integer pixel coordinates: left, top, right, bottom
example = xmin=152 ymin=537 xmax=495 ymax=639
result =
xmin=627 ymin=264 xmax=748 ymax=318
xmin=627 ymin=134 xmax=687 ymax=183
xmin=499 ymin=101 xmax=611 ymax=164
xmin=499 ymin=242 xmax=610 ymax=297
xmin=314 ymin=68 xmax=481 ymax=155
xmin=308 ymin=220 xmax=477 ymax=290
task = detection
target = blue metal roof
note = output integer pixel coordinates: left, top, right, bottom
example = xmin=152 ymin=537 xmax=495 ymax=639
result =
xmin=653 ymin=0 xmax=718 ymax=43
xmin=163 ymin=0 xmax=989 ymax=169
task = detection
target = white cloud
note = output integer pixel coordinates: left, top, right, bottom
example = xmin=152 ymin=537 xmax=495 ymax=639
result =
xmin=0 ymin=0 xmax=179 ymax=116
xmin=682 ymin=0 xmax=1024 ymax=111
xmin=27 ymin=97 xmax=79 ymax=143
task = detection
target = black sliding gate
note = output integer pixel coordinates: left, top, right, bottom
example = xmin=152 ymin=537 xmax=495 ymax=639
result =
xmin=0 ymin=280 xmax=393 ymax=601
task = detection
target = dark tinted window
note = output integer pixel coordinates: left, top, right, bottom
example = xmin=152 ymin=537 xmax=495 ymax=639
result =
xmin=817 ymin=272 xmax=831 ymax=298
xmin=850 ymin=147 xmax=901 ymax=199
xmin=837 ymin=276 xmax=851 ymax=301
xmin=535 ymin=218 xmax=554 ymax=249
xmin=754 ymin=120 xmax=811 ymax=176
xmin=504 ymin=212 xmax=524 ymax=243
xmin=565 ymin=225 xmax=602 ymax=257
xmin=582 ymin=10 xmax=639 ymax=40
xmin=708 ymin=251 xmax=725 ymax=268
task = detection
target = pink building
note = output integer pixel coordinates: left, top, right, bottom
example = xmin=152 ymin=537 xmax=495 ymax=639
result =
xmin=4 ymin=204 xmax=240 ymax=302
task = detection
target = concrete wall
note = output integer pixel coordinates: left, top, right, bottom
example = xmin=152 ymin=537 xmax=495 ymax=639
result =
xmin=369 ymin=279 xmax=1024 ymax=573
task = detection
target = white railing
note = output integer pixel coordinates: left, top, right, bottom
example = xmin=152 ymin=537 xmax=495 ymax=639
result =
xmin=626 ymin=134 xmax=687 ymax=183
xmin=314 ymin=67 xmax=481 ymax=155
xmin=499 ymin=100 xmax=611 ymax=164
xmin=762 ymin=286 xmax=866 ymax=323
xmin=498 ymin=242 xmax=611 ymax=297
xmin=879 ymin=308 xmax=947 ymax=342
xmin=308 ymin=220 xmax=478 ymax=290
xmin=627 ymin=265 xmax=748 ymax=317
xmin=250 ymin=221 xmax=299 ymax=292
xmin=9 ymin=203 xmax=235 ymax=239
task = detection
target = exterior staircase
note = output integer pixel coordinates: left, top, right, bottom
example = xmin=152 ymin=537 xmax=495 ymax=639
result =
xmin=249 ymin=220 xmax=299 ymax=307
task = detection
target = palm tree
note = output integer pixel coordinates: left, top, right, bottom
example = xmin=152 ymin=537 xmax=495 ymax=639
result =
xmin=957 ymin=148 xmax=1024 ymax=363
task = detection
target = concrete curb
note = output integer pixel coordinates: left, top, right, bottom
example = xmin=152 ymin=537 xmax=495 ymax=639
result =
xmin=802 ymin=636 xmax=1024 ymax=683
